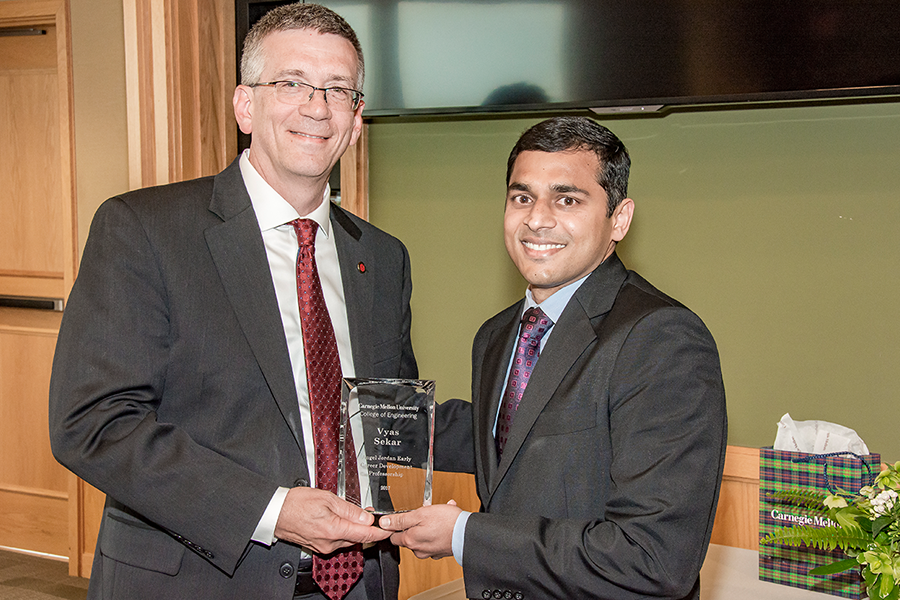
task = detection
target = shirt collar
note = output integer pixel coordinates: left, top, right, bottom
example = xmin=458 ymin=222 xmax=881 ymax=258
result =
xmin=239 ymin=149 xmax=332 ymax=237
xmin=524 ymin=274 xmax=590 ymax=324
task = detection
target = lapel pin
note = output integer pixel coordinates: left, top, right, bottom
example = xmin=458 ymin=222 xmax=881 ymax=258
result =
xmin=358 ymin=262 xmax=366 ymax=273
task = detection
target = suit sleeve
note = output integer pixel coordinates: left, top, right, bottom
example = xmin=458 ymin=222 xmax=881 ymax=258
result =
xmin=432 ymin=399 xmax=476 ymax=474
xmin=49 ymin=198 xmax=278 ymax=575
xmin=397 ymin=242 xmax=418 ymax=380
xmin=461 ymin=307 xmax=727 ymax=600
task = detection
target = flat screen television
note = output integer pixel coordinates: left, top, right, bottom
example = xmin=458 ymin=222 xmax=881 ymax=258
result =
xmin=235 ymin=0 xmax=900 ymax=117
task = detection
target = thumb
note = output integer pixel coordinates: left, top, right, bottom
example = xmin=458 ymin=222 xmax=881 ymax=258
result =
xmin=379 ymin=512 xmax=410 ymax=531
xmin=331 ymin=496 xmax=376 ymax=525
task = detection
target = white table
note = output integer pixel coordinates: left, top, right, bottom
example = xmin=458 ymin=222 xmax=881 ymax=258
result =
xmin=700 ymin=544 xmax=857 ymax=599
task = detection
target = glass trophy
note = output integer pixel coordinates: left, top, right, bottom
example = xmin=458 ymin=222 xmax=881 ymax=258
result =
xmin=339 ymin=378 xmax=435 ymax=515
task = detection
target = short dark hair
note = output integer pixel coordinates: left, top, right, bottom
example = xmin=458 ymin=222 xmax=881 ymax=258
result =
xmin=506 ymin=117 xmax=630 ymax=217
xmin=240 ymin=3 xmax=364 ymax=90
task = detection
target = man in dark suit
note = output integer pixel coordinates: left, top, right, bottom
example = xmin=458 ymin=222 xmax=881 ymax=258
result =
xmin=383 ymin=117 xmax=727 ymax=600
xmin=49 ymin=4 xmax=410 ymax=599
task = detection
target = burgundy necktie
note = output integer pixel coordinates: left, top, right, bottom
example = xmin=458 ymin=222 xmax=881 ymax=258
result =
xmin=292 ymin=219 xmax=363 ymax=600
xmin=495 ymin=306 xmax=553 ymax=458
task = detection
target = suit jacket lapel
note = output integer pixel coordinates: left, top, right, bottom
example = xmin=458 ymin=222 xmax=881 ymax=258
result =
xmin=488 ymin=254 xmax=629 ymax=497
xmin=330 ymin=205 xmax=372 ymax=376
xmin=476 ymin=304 xmax=522 ymax=498
xmin=204 ymin=160 xmax=306 ymax=454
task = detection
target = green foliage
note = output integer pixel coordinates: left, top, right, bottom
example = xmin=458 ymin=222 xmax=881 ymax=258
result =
xmin=809 ymin=557 xmax=861 ymax=576
xmin=760 ymin=524 xmax=869 ymax=552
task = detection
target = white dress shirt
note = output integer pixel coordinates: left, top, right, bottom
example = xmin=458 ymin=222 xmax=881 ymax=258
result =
xmin=238 ymin=150 xmax=362 ymax=545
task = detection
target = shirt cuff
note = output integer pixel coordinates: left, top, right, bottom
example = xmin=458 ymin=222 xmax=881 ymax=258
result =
xmin=451 ymin=510 xmax=471 ymax=565
xmin=252 ymin=486 xmax=290 ymax=545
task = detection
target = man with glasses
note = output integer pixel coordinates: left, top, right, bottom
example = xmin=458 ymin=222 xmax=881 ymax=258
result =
xmin=50 ymin=4 xmax=411 ymax=599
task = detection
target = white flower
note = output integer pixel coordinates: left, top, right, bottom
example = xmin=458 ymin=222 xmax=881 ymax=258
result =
xmin=871 ymin=489 xmax=899 ymax=516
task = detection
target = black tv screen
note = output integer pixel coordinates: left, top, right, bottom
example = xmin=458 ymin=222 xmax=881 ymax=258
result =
xmin=236 ymin=0 xmax=900 ymax=117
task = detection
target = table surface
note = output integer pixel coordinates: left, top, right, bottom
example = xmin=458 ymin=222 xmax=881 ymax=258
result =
xmin=409 ymin=544 xmax=860 ymax=600
xmin=700 ymin=544 xmax=863 ymax=600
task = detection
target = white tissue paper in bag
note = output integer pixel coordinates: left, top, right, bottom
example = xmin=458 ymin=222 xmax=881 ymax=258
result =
xmin=773 ymin=413 xmax=869 ymax=455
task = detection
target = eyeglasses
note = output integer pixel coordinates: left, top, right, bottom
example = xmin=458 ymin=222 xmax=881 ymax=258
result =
xmin=250 ymin=80 xmax=363 ymax=111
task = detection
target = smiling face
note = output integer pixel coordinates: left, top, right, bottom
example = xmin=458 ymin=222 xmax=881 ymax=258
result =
xmin=233 ymin=28 xmax=363 ymax=212
xmin=504 ymin=149 xmax=634 ymax=303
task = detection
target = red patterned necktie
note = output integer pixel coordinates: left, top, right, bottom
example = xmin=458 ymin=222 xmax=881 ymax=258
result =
xmin=495 ymin=306 xmax=553 ymax=458
xmin=292 ymin=219 xmax=363 ymax=600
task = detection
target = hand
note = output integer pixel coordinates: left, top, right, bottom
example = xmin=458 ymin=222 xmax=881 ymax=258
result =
xmin=379 ymin=501 xmax=461 ymax=559
xmin=275 ymin=487 xmax=390 ymax=554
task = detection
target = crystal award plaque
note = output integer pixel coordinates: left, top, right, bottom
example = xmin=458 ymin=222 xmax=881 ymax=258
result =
xmin=339 ymin=378 xmax=435 ymax=514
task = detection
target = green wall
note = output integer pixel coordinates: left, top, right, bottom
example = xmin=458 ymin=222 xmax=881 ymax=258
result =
xmin=366 ymin=100 xmax=900 ymax=461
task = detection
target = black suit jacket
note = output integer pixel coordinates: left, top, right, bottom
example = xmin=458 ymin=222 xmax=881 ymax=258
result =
xmin=437 ymin=253 xmax=726 ymax=600
xmin=49 ymin=159 xmax=416 ymax=599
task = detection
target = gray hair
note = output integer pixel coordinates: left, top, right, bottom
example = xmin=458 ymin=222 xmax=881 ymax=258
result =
xmin=240 ymin=2 xmax=364 ymax=90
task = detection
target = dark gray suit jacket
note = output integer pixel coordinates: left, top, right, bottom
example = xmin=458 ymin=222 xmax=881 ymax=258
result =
xmin=49 ymin=159 xmax=416 ymax=599
xmin=437 ymin=253 xmax=727 ymax=600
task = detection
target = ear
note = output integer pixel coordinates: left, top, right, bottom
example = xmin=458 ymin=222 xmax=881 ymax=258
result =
xmin=610 ymin=198 xmax=634 ymax=242
xmin=233 ymin=85 xmax=254 ymax=135
xmin=347 ymin=100 xmax=365 ymax=147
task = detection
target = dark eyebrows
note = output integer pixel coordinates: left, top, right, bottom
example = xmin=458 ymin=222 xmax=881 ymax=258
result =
xmin=507 ymin=181 xmax=592 ymax=197
xmin=550 ymin=183 xmax=589 ymax=196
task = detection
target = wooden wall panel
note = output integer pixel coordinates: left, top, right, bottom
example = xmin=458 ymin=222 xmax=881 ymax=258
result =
xmin=0 ymin=0 xmax=77 ymax=299
xmin=339 ymin=125 xmax=369 ymax=220
xmin=0 ymin=18 xmax=69 ymax=299
xmin=0 ymin=486 xmax=67 ymax=557
xmin=0 ymin=275 xmax=63 ymax=300
xmin=74 ymin=478 xmax=105 ymax=577
xmin=0 ymin=326 xmax=65 ymax=491
xmin=397 ymin=470 xmax=476 ymax=600
xmin=710 ymin=445 xmax=759 ymax=551
xmin=123 ymin=0 xmax=235 ymax=189
xmin=0 ymin=67 xmax=63 ymax=277
xmin=0 ymin=22 xmax=56 ymax=69
xmin=0 ymin=308 xmax=68 ymax=557
xmin=197 ymin=0 xmax=235 ymax=176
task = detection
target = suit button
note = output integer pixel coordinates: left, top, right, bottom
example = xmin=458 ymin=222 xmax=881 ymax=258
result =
xmin=279 ymin=562 xmax=294 ymax=578
xmin=493 ymin=591 xmax=503 ymax=599
xmin=482 ymin=592 xmax=491 ymax=599
xmin=294 ymin=478 xmax=309 ymax=488
xmin=504 ymin=592 xmax=513 ymax=599
xmin=514 ymin=594 xmax=523 ymax=600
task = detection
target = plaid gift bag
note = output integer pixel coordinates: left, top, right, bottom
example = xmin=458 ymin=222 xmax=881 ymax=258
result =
xmin=759 ymin=447 xmax=881 ymax=599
